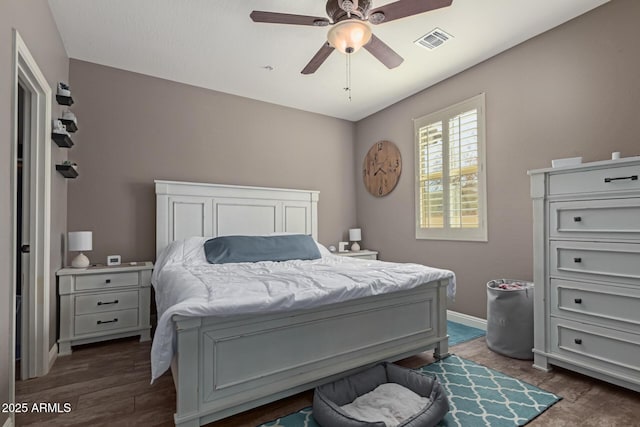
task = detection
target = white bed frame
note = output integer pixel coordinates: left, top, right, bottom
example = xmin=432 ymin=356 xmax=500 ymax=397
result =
xmin=155 ymin=180 xmax=450 ymax=427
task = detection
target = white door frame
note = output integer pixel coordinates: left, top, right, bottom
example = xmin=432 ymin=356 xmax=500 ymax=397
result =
xmin=10 ymin=28 xmax=52 ymax=394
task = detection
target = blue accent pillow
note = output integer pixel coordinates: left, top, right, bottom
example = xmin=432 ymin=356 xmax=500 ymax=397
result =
xmin=204 ymin=234 xmax=321 ymax=264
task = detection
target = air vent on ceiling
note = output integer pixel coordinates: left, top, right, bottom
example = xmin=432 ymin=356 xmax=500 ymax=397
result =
xmin=415 ymin=28 xmax=453 ymax=50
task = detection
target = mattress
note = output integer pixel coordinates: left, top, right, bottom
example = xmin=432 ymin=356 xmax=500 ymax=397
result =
xmin=150 ymin=237 xmax=456 ymax=381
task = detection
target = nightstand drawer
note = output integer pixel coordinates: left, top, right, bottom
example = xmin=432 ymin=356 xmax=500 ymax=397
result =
xmin=75 ymin=290 xmax=139 ymax=315
xmin=75 ymin=271 xmax=139 ymax=291
xmin=75 ymin=309 xmax=139 ymax=336
xmin=335 ymin=250 xmax=378 ymax=260
xmin=348 ymin=253 xmax=377 ymax=260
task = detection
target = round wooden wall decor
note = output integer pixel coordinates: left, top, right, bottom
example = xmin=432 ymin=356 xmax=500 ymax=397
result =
xmin=362 ymin=140 xmax=402 ymax=197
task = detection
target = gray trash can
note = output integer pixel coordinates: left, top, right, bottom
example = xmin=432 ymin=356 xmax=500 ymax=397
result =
xmin=486 ymin=279 xmax=534 ymax=360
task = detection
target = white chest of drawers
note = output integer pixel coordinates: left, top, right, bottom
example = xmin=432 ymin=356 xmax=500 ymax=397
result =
xmin=57 ymin=262 xmax=153 ymax=355
xmin=529 ymin=157 xmax=640 ymax=392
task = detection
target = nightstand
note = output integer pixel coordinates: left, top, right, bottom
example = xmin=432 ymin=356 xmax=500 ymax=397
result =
xmin=335 ymin=250 xmax=378 ymax=260
xmin=57 ymin=262 xmax=153 ymax=355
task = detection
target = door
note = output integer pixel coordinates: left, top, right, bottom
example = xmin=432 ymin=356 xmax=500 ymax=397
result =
xmin=11 ymin=30 xmax=53 ymax=387
xmin=16 ymin=81 xmax=31 ymax=381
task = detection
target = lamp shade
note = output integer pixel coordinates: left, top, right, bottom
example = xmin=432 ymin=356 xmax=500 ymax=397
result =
xmin=349 ymin=228 xmax=362 ymax=242
xmin=68 ymin=231 xmax=92 ymax=252
xmin=327 ymin=19 xmax=372 ymax=54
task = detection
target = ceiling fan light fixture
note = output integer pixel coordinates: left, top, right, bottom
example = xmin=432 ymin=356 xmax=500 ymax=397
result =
xmin=327 ymin=19 xmax=372 ymax=54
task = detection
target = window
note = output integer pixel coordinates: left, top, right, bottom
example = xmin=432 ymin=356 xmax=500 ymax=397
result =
xmin=414 ymin=93 xmax=487 ymax=241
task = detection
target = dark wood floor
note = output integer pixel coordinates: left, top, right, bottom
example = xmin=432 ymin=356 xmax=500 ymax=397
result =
xmin=15 ymin=335 xmax=640 ymax=426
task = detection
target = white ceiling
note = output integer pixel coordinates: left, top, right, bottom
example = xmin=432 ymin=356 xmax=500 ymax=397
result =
xmin=48 ymin=0 xmax=609 ymax=121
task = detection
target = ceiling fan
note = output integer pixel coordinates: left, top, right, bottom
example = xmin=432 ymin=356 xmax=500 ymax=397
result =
xmin=250 ymin=0 xmax=453 ymax=74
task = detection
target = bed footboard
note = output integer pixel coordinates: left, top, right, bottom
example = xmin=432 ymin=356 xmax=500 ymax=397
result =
xmin=171 ymin=279 xmax=449 ymax=427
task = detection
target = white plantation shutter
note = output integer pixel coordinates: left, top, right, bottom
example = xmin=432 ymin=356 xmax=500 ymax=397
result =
xmin=415 ymin=94 xmax=487 ymax=241
xmin=448 ymin=109 xmax=479 ymax=228
xmin=418 ymin=121 xmax=444 ymax=228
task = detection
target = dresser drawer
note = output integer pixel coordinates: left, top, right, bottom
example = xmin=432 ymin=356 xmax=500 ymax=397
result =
xmin=75 ymin=271 xmax=139 ymax=291
xmin=550 ymin=279 xmax=640 ymax=331
xmin=550 ymin=318 xmax=640 ymax=380
xmin=550 ymin=198 xmax=640 ymax=240
xmin=74 ymin=308 xmax=139 ymax=336
xmin=548 ymin=164 xmax=640 ymax=196
xmin=550 ymin=241 xmax=640 ymax=286
xmin=75 ymin=290 xmax=139 ymax=315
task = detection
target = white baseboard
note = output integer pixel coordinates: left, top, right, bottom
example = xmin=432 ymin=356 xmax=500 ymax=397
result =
xmin=49 ymin=343 xmax=58 ymax=370
xmin=3 ymin=415 xmax=14 ymax=427
xmin=447 ymin=310 xmax=487 ymax=331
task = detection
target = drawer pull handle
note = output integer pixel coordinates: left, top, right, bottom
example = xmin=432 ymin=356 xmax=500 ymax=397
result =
xmin=573 ymin=216 xmax=582 ymax=222
xmin=97 ymin=300 xmax=119 ymax=306
xmin=574 ymin=338 xmax=582 ymax=345
xmin=574 ymin=298 xmax=582 ymax=304
xmin=604 ymin=175 xmax=638 ymax=183
xmin=573 ymin=257 xmax=582 ymax=263
xmin=97 ymin=318 xmax=118 ymax=325
xmin=105 ymin=279 xmax=111 ymax=284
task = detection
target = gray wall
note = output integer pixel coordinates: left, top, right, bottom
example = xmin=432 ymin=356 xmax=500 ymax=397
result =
xmin=354 ymin=0 xmax=640 ymax=319
xmin=67 ymin=60 xmax=357 ymax=264
xmin=0 ymin=0 xmax=68 ymax=421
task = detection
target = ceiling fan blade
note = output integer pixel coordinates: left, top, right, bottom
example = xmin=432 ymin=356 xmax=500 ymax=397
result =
xmin=301 ymin=43 xmax=335 ymax=75
xmin=250 ymin=11 xmax=330 ymax=27
xmin=368 ymin=0 xmax=453 ymax=24
xmin=364 ymin=34 xmax=404 ymax=69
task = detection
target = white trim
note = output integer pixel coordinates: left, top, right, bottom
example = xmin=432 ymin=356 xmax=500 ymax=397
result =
xmin=48 ymin=344 xmax=58 ymax=370
xmin=3 ymin=415 xmax=15 ymax=427
xmin=447 ymin=309 xmax=487 ymax=331
xmin=414 ymin=93 xmax=488 ymax=242
xmin=10 ymin=28 xmax=52 ymax=391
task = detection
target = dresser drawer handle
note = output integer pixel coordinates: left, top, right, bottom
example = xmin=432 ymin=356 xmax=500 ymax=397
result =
xmin=573 ymin=216 xmax=582 ymax=222
xmin=573 ymin=257 xmax=582 ymax=263
xmin=105 ymin=279 xmax=111 ymax=284
xmin=97 ymin=300 xmax=119 ymax=306
xmin=574 ymin=298 xmax=582 ymax=304
xmin=97 ymin=318 xmax=118 ymax=325
xmin=604 ymin=175 xmax=638 ymax=183
xmin=574 ymin=338 xmax=582 ymax=345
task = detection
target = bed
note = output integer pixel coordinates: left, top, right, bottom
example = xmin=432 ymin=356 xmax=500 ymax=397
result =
xmin=153 ymin=180 xmax=454 ymax=427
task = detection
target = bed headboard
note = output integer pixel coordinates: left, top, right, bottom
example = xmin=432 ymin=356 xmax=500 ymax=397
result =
xmin=155 ymin=180 xmax=319 ymax=256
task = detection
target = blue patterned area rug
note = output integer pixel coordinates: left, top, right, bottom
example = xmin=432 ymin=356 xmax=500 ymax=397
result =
xmin=448 ymin=320 xmax=486 ymax=346
xmin=259 ymin=355 xmax=560 ymax=427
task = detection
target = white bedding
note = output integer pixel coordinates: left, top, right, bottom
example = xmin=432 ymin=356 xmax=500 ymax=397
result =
xmin=150 ymin=237 xmax=456 ymax=381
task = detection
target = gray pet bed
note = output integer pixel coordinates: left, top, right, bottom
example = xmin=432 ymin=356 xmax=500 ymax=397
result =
xmin=313 ymin=362 xmax=449 ymax=427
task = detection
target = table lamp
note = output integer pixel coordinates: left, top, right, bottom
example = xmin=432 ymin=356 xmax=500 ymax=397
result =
xmin=349 ymin=228 xmax=362 ymax=252
xmin=68 ymin=231 xmax=92 ymax=268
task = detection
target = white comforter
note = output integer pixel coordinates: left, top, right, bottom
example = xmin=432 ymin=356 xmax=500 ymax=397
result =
xmin=150 ymin=237 xmax=456 ymax=381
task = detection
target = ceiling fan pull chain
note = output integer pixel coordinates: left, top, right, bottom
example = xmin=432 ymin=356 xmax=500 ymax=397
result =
xmin=344 ymin=51 xmax=352 ymax=101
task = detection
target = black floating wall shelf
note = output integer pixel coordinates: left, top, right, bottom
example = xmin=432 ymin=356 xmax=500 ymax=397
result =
xmin=56 ymin=164 xmax=78 ymax=178
xmin=56 ymin=95 xmax=74 ymax=106
xmin=60 ymin=119 xmax=78 ymax=133
xmin=52 ymin=133 xmax=74 ymax=148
